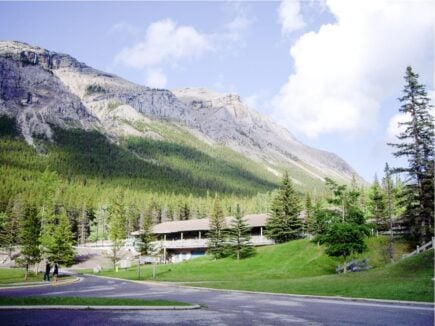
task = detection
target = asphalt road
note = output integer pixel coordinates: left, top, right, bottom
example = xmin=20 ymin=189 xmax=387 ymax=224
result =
xmin=0 ymin=275 xmax=433 ymax=325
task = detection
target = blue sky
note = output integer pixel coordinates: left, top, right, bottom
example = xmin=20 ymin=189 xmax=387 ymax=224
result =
xmin=0 ymin=1 xmax=433 ymax=182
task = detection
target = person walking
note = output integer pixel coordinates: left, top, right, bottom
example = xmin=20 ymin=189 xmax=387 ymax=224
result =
xmin=53 ymin=262 xmax=59 ymax=282
xmin=43 ymin=261 xmax=51 ymax=282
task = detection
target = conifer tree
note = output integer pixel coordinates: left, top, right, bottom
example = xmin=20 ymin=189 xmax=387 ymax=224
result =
xmin=0 ymin=196 xmax=22 ymax=259
xmin=227 ymin=204 xmax=255 ymax=260
xmin=138 ymin=216 xmax=155 ymax=257
xmin=265 ymin=172 xmax=302 ymax=243
xmin=179 ymin=203 xmax=190 ymax=221
xmin=388 ymin=66 xmax=434 ymax=244
xmin=304 ymin=194 xmax=314 ymax=234
xmin=108 ymin=189 xmax=127 ymax=269
xmin=383 ymin=163 xmax=395 ymax=261
xmin=46 ymin=207 xmax=75 ymax=266
xmin=17 ymin=203 xmax=41 ymax=280
xmin=367 ymin=175 xmax=386 ymax=231
xmin=208 ymin=195 xmax=227 ymax=259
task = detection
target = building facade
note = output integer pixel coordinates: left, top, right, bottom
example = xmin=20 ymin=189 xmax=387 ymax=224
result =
xmin=132 ymin=214 xmax=274 ymax=263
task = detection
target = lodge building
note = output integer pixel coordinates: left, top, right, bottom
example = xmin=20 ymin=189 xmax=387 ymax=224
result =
xmin=131 ymin=214 xmax=274 ymax=263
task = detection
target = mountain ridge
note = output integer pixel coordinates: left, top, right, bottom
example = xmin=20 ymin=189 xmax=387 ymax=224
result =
xmin=0 ymin=40 xmax=365 ymax=190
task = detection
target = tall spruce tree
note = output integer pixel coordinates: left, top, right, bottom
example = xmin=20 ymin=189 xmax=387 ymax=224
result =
xmin=383 ymin=163 xmax=395 ymax=261
xmin=388 ymin=66 xmax=434 ymax=244
xmin=45 ymin=207 xmax=75 ymax=266
xmin=17 ymin=203 xmax=41 ymax=280
xmin=265 ymin=172 xmax=302 ymax=243
xmin=227 ymin=204 xmax=255 ymax=260
xmin=367 ymin=175 xmax=386 ymax=231
xmin=208 ymin=195 xmax=227 ymax=259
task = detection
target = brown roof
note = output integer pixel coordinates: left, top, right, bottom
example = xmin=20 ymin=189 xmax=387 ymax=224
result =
xmin=132 ymin=214 xmax=269 ymax=235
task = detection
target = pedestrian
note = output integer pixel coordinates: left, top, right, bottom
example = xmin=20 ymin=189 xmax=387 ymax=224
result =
xmin=44 ymin=261 xmax=51 ymax=282
xmin=53 ymin=262 xmax=59 ymax=282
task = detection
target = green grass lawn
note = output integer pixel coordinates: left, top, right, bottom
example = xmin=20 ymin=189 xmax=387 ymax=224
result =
xmin=0 ymin=268 xmax=72 ymax=285
xmin=0 ymin=296 xmax=191 ymax=306
xmin=187 ymin=250 xmax=434 ymax=302
xmin=95 ymin=237 xmax=433 ymax=302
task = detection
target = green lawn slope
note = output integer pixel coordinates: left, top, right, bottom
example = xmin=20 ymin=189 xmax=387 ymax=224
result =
xmin=97 ymin=237 xmax=433 ymax=302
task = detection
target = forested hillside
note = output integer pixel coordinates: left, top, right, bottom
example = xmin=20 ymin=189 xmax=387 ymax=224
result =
xmin=0 ymin=115 xmax=276 ymax=227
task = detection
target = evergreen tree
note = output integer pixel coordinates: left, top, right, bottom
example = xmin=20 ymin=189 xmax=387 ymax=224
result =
xmin=0 ymin=196 xmax=22 ymax=259
xmin=304 ymin=193 xmax=314 ymax=234
xmin=208 ymin=195 xmax=227 ymax=259
xmin=45 ymin=207 xmax=75 ymax=266
xmin=227 ymin=204 xmax=255 ymax=260
xmin=383 ymin=163 xmax=395 ymax=261
xmin=138 ymin=216 xmax=155 ymax=257
xmin=265 ymin=172 xmax=302 ymax=243
xmin=388 ymin=66 xmax=434 ymax=244
xmin=108 ymin=189 xmax=127 ymax=269
xmin=16 ymin=203 xmax=41 ymax=280
xmin=367 ymin=175 xmax=386 ymax=231
xmin=77 ymin=205 xmax=89 ymax=245
xmin=179 ymin=203 xmax=190 ymax=221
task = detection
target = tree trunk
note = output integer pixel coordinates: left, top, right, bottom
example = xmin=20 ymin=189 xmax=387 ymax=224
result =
xmin=24 ymin=263 xmax=29 ymax=281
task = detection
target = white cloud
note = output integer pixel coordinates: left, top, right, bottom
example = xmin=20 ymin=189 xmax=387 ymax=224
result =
xmin=114 ymin=19 xmax=211 ymax=70
xmin=113 ymin=9 xmax=252 ymax=88
xmin=386 ymin=112 xmax=411 ymax=143
xmin=278 ymin=0 xmax=306 ymax=35
xmin=109 ymin=22 xmax=140 ymax=36
xmin=146 ymin=69 xmax=168 ymax=89
xmin=273 ymin=0 xmax=434 ymax=138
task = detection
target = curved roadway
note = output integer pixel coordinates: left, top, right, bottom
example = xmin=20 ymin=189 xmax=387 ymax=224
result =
xmin=0 ymin=275 xmax=433 ymax=325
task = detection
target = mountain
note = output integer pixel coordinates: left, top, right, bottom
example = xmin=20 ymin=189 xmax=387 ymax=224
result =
xmin=0 ymin=40 xmax=363 ymax=194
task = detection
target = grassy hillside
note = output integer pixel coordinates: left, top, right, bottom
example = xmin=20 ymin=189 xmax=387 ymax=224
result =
xmin=97 ymin=237 xmax=433 ymax=302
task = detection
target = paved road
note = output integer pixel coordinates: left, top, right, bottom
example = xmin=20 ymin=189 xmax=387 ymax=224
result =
xmin=0 ymin=275 xmax=433 ymax=325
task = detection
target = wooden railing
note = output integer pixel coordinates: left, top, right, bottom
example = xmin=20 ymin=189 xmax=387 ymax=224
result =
xmin=402 ymin=237 xmax=435 ymax=259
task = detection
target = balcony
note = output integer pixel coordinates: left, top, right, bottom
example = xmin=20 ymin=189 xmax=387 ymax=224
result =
xmin=154 ymin=235 xmax=274 ymax=250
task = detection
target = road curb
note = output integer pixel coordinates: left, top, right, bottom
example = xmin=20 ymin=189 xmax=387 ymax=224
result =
xmin=86 ymin=274 xmax=434 ymax=307
xmin=0 ymin=304 xmax=200 ymax=310
xmin=170 ymin=284 xmax=435 ymax=307
xmin=0 ymin=277 xmax=81 ymax=290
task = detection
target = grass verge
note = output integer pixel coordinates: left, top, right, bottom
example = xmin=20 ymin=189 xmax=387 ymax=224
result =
xmin=94 ymin=238 xmax=433 ymax=302
xmin=0 ymin=297 xmax=191 ymax=306
xmin=0 ymin=268 xmax=72 ymax=285
xmin=186 ymin=250 xmax=434 ymax=302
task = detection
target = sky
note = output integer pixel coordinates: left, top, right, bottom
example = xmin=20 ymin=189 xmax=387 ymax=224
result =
xmin=0 ymin=0 xmax=433 ymax=182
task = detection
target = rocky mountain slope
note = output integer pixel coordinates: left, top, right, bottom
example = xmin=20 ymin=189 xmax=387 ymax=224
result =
xmin=0 ymin=41 xmax=363 ymax=189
